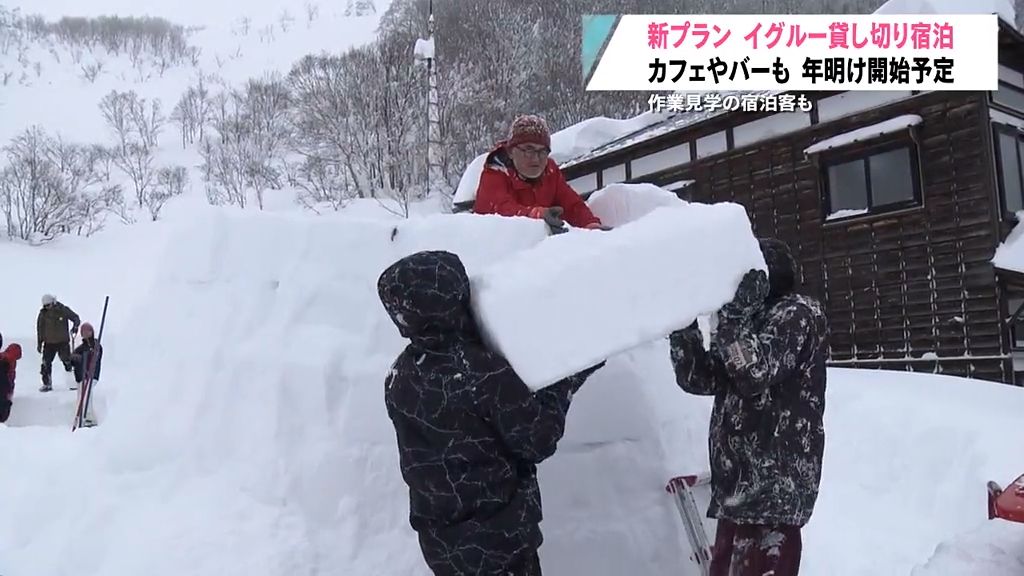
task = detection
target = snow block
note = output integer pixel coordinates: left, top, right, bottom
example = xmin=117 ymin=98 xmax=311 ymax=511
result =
xmin=586 ymin=182 xmax=685 ymax=228
xmin=453 ymin=152 xmax=488 ymax=205
xmin=470 ymin=202 xmax=765 ymax=391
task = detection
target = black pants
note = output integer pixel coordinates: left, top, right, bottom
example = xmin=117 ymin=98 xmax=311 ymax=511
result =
xmin=41 ymin=341 xmax=72 ymax=386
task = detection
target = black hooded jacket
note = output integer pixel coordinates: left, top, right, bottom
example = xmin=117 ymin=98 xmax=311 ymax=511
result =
xmin=669 ymin=239 xmax=829 ymax=527
xmin=378 ymin=250 xmax=600 ymax=575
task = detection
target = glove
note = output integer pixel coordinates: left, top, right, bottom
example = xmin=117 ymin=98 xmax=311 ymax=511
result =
xmin=71 ymin=325 xmax=78 ymax=336
xmin=718 ymin=269 xmax=768 ymax=322
xmin=37 ymin=342 xmax=42 ymax=354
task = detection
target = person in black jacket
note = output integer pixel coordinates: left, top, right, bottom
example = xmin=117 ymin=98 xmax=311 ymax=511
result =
xmin=668 ymin=239 xmax=828 ymax=576
xmin=377 ymin=250 xmax=605 ymax=576
xmin=70 ymin=322 xmax=103 ymax=388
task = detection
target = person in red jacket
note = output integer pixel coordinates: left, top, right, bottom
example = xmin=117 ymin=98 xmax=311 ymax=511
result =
xmin=473 ymin=114 xmax=609 ymax=232
xmin=0 ymin=343 xmax=23 ymax=423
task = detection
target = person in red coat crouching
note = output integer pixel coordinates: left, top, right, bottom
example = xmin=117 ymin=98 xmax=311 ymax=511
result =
xmin=473 ymin=114 xmax=610 ymax=233
xmin=0 ymin=342 xmax=23 ymax=424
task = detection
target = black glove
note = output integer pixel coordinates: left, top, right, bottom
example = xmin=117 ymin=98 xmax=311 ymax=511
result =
xmin=37 ymin=342 xmax=42 ymax=354
xmin=718 ymin=269 xmax=768 ymax=322
xmin=542 ymin=206 xmax=566 ymax=234
xmin=71 ymin=325 xmax=78 ymax=336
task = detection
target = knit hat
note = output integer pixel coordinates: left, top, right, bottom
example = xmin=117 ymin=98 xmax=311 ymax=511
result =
xmin=506 ymin=115 xmax=551 ymax=149
xmin=41 ymin=294 xmax=55 ymax=306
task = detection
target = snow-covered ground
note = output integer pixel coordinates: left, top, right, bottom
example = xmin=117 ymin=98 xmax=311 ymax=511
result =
xmin=0 ymin=191 xmax=1022 ymax=575
xmin=1 ymin=0 xmax=1023 ymax=574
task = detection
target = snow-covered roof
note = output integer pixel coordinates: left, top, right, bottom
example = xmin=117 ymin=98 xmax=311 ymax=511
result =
xmin=873 ymin=0 xmax=1016 ymax=27
xmin=803 ymin=114 xmax=922 ymax=154
xmin=993 ymin=211 xmax=1024 ymax=273
xmin=549 ymin=114 xmax=666 ymax=164
xmin=559 ymin=89 xmax=778 ymax=169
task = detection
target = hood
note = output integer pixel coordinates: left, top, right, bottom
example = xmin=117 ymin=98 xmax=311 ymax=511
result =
xmin=759 ymin=238 xmax=799 ymax=300
xmin=377 ymin=250 xmax=478 ymax=349
xmin=4 ymin=343 xmax=22 ymax=361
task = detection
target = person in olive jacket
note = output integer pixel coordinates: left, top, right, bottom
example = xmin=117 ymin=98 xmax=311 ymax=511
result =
xmin=36 ymin=293 xmax=80 ymax=392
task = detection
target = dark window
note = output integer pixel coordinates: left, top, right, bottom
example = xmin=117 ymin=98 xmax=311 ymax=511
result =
xmin=993 ymin=124 xmax=1024 ymax=216
xmin=821 ymin=142 xmax=921 ymax=221
xmin=991 ymin=80 xmax=1024 ymax=114
xmin=1009 ymin=299 xmax=1024 ymax=350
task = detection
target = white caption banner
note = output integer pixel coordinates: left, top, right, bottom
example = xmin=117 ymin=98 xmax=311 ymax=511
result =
xmin=586 ymin=14 xmax=998 ymax=91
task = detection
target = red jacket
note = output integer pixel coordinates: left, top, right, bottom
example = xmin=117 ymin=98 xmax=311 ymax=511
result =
xmin=1 ymin=343 xmax=21 ymax=400
xmin=472 ymin=146 xmax=601 ymax=229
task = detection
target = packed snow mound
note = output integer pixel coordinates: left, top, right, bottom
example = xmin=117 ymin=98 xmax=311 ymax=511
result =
xmin=911 ymin=521 xmax=1024 ymax=575
xmin=471 ymin=203 xmax=764 ymax=390
xmin=873 ymin=0 xmax=1015 ymax=25
xmin=453 ymin=152 xmax=488 ymax=205
xmin=802 ymin=368 xmax=1024 ymax=575
xmin=993 ymin=211 xmax=1024 ymax=273
xmin=0 ymin=208 xmax=695 ymax=576
xmin=586 ymin=182 xmax=686 ymax=228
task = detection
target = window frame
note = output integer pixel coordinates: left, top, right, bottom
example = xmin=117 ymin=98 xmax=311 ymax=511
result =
xmin=819 ymin=137 xmax=923 ymax=223
xmin=992 ymin=122 xmax=1024 ymax=219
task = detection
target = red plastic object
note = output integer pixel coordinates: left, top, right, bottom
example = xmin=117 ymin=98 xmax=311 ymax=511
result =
xmin=988 ymin=474 xmax=1024 ymax=523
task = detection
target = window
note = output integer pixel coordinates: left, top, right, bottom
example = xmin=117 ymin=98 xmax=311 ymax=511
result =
xmin=993 ymin=124 xmax=1024 ymax=216
xmin=1009 ymin=298 xmax=1024 ymax=350
xmin=821 ymin=143 xmax=921 ymax=221
xmin=991 ymin=80 xmax=1024 ymax=114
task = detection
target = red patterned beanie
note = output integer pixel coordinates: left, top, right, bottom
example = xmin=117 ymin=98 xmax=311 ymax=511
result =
xmin=506 ymin=114 xmax=551 ymax=149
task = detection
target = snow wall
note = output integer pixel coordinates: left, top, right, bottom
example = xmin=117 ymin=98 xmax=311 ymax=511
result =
xmin=5 ymin=209 xmax=705 ymax=576
xmin=2 ymin=204 xmax=1024 ymax=575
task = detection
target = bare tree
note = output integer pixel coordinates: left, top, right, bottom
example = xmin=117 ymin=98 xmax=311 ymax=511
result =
xmin=112 ymin=143 xmax=157 ymax=207
xmin=147 ymin=165 xmax=187 ymax=220
xmin=279 ymin=10 xmax=295 ymax=33
xmin=0 ymin=127 xmax=112 ymax=242
xmin=305 ymin=2 xmax=320 ymax=26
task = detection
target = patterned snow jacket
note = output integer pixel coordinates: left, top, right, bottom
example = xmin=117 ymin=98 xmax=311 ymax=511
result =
xmin=378 ymin=250 xmax=601 ymax=575
xmin=669 ymin=246 xmax=828 ymax=527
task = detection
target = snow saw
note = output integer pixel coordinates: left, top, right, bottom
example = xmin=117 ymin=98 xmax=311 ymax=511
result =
xmin=987 ymin=473 xmax=1024 ymax=523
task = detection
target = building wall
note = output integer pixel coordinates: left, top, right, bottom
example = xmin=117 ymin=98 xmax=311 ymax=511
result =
xmin=620 ymin=92 xmax=1011 ymax=382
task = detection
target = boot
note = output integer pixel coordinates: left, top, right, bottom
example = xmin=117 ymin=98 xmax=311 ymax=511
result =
xmin=40 ymin=371 xmax=52 ymax=392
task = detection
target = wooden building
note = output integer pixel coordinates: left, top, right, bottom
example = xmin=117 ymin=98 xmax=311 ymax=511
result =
xmin=458 ymin=18 xmax=1024 ymax=385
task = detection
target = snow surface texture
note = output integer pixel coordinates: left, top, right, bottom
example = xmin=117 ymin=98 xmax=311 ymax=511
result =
xmin=804 ymin=114 xmax=923 ymax=155
xmin=585 ymin=182 xmax=686 ymax=228
xmin=993 ymin=211 xmax=1024 ymax=273
xmin=470 ymin=202 xmax=765 ymax=391
xmin=453 ymin=152 xmax=488 ymax=205
xmin=0 ymin=209 xmax=704 ymax=576
xmin=873 ymin=0 xmax=1016 ymax=26
xmin=2 ymin=199 xmax=1024 ymax=574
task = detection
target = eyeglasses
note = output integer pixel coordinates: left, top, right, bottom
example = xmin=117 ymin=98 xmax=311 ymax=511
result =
xmin=514 ymin=146 xmax=550 ymax=159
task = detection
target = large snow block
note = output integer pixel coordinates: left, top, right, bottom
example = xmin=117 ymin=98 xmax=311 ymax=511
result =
xmin=586 ymin=182 xmax=685 ymax=228
xmin=470 ymin=202 xmax=765 ymax=391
